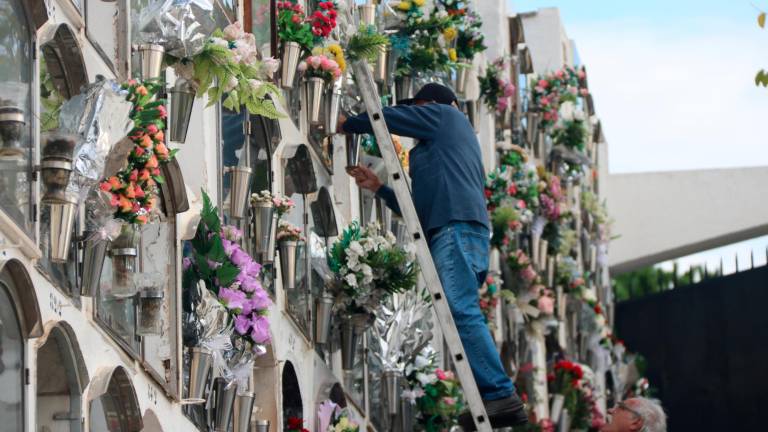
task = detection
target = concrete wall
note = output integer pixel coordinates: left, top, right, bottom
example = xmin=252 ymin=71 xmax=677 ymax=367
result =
xmin=606 ymin=167 xmax=768 ymax=273
xmin=519 ymin=8 xmax=573 ymax=74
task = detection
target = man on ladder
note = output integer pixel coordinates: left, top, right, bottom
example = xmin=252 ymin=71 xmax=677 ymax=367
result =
xmin=340 ymin=83 xmax=528 ymax=430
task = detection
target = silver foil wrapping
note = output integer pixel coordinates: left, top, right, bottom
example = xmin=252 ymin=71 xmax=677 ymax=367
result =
xmin=372 ymin=287 xmax=434 ymax=373
xmin=137 ymin=0 xmax=217 ymax=58
xmin=57 ymin=79 xmax=133 ymax=202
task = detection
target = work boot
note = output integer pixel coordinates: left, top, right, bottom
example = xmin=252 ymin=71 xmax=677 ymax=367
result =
xmin=457 ymin=393 xmax=528 ymax=431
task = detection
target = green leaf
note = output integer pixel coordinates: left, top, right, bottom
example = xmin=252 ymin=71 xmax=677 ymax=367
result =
xmin=759 ymin=12 xmax=766 ymax=28
xmin=216 ymin=263 xmax=241 ymax=287
xmin=152 ymin=175 xmax=165 ymax=184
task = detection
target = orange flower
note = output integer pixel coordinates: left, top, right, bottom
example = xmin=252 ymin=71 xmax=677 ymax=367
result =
xmin=134 ymin=185 xmax=145 ymax=198
xmin=154 ymin=130 xmax=165 ymax=142
xmin=124 ymin=183 xmax=136 ymax=199
xmin=107 ymin=176 xmax=122 ymax=190
xmin=155 ymin=143 xmax=169 ymax=159
xmin=135 ymin=214 xmax=148 ymax=224
xmin=136 ymin=85 xmax=148 ymax=96
xmin=140 ymin=135 xmax=153 ymax=148
xmin=146 ymin=154 xmax=159 ymax=169
xmin=118 ymin=195 xmax=133 ymax=212
xmin=99 ymin=181 xmax=112 ymax=192
xmin=139 ymin=169 xmax=151 ymax=181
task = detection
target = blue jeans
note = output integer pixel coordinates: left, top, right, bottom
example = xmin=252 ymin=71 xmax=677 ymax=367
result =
xmin=429 ymin=221 xmax=515 ymax=401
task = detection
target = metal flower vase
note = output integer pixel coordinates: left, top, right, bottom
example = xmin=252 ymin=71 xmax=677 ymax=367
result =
xmin=281 ymin=41 xmax=302 ymax=89
xmin=227 ymin=166 xmax=253 ymax=219
xmin=358 ymin=4 xmax=376 ymax=26
xmin=254 ymin=419 xmax=270 ymax=432
xmin=251 ymin=202 xmax=276 ymax=263
xmin=397 ymin=397 xmax=414 ymax=432
xmin=345 ymin=134 xmax=361 ymax=169
xmin=80 ymin=234 xmax=109 ymax=297
xmin=304 ymin=77 xmax=326 ymax=125
xmin=232 ymin=391 xmax=256 ymax=432
xmin=466 ymin=100 xmax=478 ymax=131
xmin=455 ymin=61 xmax=472 ymax=96
xmin=210 ymin=378 xmax=237 ymax=432
xmin=49 ymin=196 xmax=78 ymax=262
xmin=169 ymin=78 xmax=196 ymax=143
xmin=109 ymin=225 xmax=140 ymax=297
xmin=187 ymin=347 xmax=212 ymax=403
xmin=323 ymin=88 xmax=342 ymax=135
xmin=314 ymin=295 xmax=334 ymax=344
xmin=340 ymin=313 xmax=371 ymax=370
xmin=0 ymin=105 xmax=25 ymax=156
xmin=383 ymin=370 xmax=403 ymax=416
xmin=374 ymin=47 xmax=390 ymax=83
xmin=395 ymin=76 xmax=412 ymax=101
xmin=138 ymin=44 xmax=165 ymax=80
xmin=278 ymin=240 xmax=298 ymax=290
xmin=40 ymin=135 xmax=75 ymax=204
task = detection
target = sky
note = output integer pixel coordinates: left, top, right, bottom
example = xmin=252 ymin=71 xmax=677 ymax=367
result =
xmin=506 ymin=1 xmax=768 ymax=272
xmin=508 ymin=0 xmax=768 ymax=174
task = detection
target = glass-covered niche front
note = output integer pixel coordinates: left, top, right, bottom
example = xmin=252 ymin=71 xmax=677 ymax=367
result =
xmin=0 ymin=0 xmax=34 ymax=234
xmin=0 ymin=280 xmax=24 ymax=432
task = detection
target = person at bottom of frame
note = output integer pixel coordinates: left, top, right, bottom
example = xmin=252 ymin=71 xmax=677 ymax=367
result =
xmin=338 ymin=83 xmax=528 ymax=430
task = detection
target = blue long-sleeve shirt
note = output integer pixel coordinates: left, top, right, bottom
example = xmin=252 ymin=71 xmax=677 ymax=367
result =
xmin=343 ymin=103 xmax=489 ymax=238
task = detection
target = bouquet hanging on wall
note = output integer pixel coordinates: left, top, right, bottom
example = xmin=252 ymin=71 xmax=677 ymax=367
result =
xmin=100 ymin=80 xmax=176 ymax=225
xmin=327 ymin=222 xmax=419 ymax=314
xmin=170 ymin=22 xmax=282 ymax=118
xmin=551 ymin=100 xmax=588 ymax=152
xmin=402 ymin=346 xmax=465 ymax=432
xmin=479 ymin=57 xmax=516 ymax=113
xmin=479 ymin=273 xmax=501 ymax=331
xmin=548 ymin=360 xmax=605 ymax=430
xmin=277 ymin=1 xmax=339 ymax=51
xmin=530 ymin=65 xmax=587 ymax=129
xmin=455 ymin=10 xmax=486 ymax=61
xmin=184 ymin=192 xmax=273 ymax=353
xmin=297 ymin=54 xmax=343 ymax=83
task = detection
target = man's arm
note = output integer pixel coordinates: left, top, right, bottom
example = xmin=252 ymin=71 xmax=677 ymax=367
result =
xmin=375 ymin=185 xmax=402 ymax=216
xmin=342 ymin=104 xmax=442 ymax=141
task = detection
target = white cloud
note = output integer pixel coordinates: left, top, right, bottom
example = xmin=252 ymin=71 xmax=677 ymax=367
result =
xmin=570 ymin=18 xmax=768 ymax=173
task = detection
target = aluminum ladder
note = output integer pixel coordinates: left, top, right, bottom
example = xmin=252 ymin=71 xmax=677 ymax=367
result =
xmin=351 ymin=60 xmax=493 ymax=432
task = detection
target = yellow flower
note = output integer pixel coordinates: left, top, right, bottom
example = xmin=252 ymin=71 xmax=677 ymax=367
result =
xmin=398 ymin=1 xmax=411 ymax=11
xmin=327 ymin=43 xmax=347 ymax=72
xmin=448 ymin=48 xmax=458 ymax=62
xmin=443 ymin=27 xmax=458 ymax=42
xmin=311 ymin=46 xmax=324 ymax=56
xmin=413 ymin=0 xmax=425 ymax=6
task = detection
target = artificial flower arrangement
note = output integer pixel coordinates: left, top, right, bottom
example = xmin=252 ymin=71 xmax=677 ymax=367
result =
xmin=455 ymin=10 xmax=486 ymax=61
xmin=479 ymin=273 xmax=501 ymax=331
xmin=169 ymin=22 xmax=282 ymax=118
xmin=484 ymin=153 xmax=539 ymax=248
xmin=536 ymin=171 xmax=566 ymax=223
xmin=551 ymin=100 xmax=588 ymax=152
xmin=360 ymin=133 xmax=410 ymax=171
xmin=314 ymin=44 xmax=347 ymax=73
xmin=479 ymin=57 xmax=516 ymax=113
xmin=345 ymin=25 xmax=391 ymax=62
xmin=184 ymin=192 xmax=273 ymax=351
xmin=318 ymin=400 xmax=361 ymax=432
xmin=286 ymin=416 xmax=310 ymax=432
xmin=548 ymin=360 xmax=605 ymax=430
xmin=100 ymin=80 xmax=175 ymax=225
xmin=402 ymin=346 xmax=465 ymax=432
xmin=250 ymin=190 xmax=296 ymax=219
xmin=277 ymin=1 xmax=338 ymax=51
xmin=530 ymin=65 xmax=587 ymax=129
xmin=298 ymin=54 xmax=343 ymax=83
xmin=327 ymin=222 xmax=419 ymax=314
xmin=277 ymin=220 xmax=305 ymax=242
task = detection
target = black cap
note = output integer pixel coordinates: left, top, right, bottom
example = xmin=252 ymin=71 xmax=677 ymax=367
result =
xmin=397 ymin=83 xmax=458 ymax=106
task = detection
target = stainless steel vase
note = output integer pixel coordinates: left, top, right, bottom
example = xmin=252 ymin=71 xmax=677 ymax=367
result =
xmin=227 ymin=166 xmax=253 ymax=219
xmin=314 ymin=295 xmax=334 ymax=344
xmin=251 ymin=202 xmax=276 ymax=263
xmin=358 ymin=4 xmax=376 ymax=26
xmin=187 ymin=347 xmax=212 ymax=403
xmin=211 ymin=378 xmax=237 ymax=432
xmin=138 ymin=44 xmax=165 ymax=81
xmin=80 ymin=235 xmax=109 ymax=297
xmin=323 ymin=88 xmax=342 ymax=135
xmin=340 ymin=313 xmax=371 ymax=370
xmin=48 ymin=197 xmax=78 ymax=262
xmin=280 ymin=41 xmax=302 ymax=89
xmin=232 ymin=391 xmax=256 ymax=432
xmin=455 ymin=61 xmax=472 ymax=96
xmin=304 ymin=77 xmax=326 ymax=125
xmin=345 ymin=134 xmax=361 ymax=169
xmin=383 ymin=370 xmax=402 ymax=416
xmin=395 ymin=76 xmax=412 ymax=100
xmin=278 ymin=240 xmax=298 ymax=290
xmin=169 ymin=78 xmax=196 ymax=143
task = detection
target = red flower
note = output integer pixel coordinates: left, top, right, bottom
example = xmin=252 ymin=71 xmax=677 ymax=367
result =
xmin=291 ymin=14 xmax=301 ymax=23
xmin=484 ymin=188 xmax=492 ymax=198
xmin=157 ymin=105 xmax=167 ymax=119
xmin=129 ymin=169 xmax=139 ymax=182
xmin=594 ymin=304 xmax=603 ymax=315
xmin=134 ymin=145 xmax=146 ymax=157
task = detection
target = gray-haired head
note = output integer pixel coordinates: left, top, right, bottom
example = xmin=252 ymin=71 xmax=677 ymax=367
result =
xmin=632 ymin=397 xmax=667 ymax=432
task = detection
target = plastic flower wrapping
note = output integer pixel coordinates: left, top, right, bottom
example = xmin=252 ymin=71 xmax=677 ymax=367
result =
xmin=327 ymin=222 xmax=419 ymax=315
xmin=55 ymin=78 xmax=134 ymax=203
xmin=136 ymin=0 xmax=217 ymax=58
xmin=402 ymin=345 xmax=465 ymax=432
xmin=184 ymin=192 xmax=272 ymax=386
xmin=98 ymin=80 xmax=176 ymax=225
xmin=317 ymin=400 xmax=360 ymax=432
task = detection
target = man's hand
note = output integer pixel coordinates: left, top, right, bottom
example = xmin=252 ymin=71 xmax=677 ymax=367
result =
xmin=347 ymin=165 xmax=382 ymax=192
xmin=337 ymin=113 xmax=348 ymax=134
